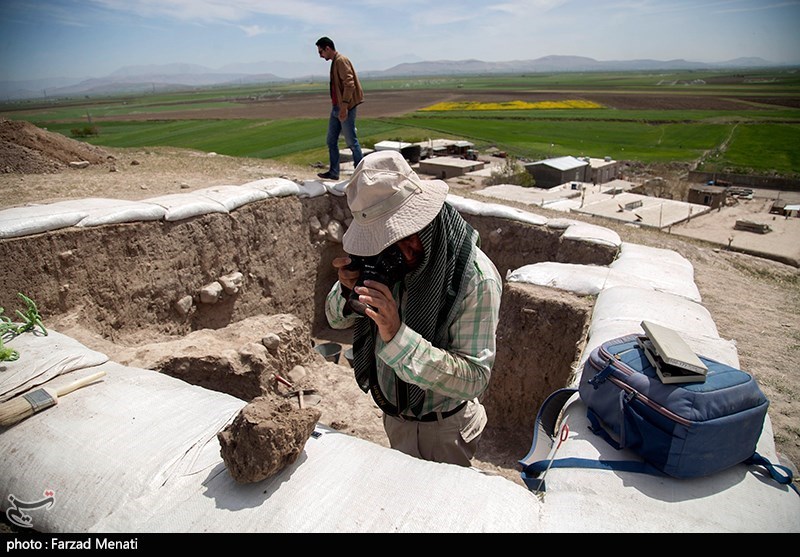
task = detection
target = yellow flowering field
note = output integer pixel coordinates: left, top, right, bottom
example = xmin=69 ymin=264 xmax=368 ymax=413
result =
xmin=420 ymin=100 xmax=604 ymax=111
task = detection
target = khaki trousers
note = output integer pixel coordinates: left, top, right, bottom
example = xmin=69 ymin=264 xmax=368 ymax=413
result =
xmin=382 ymin=399 xmax=487 ymax=467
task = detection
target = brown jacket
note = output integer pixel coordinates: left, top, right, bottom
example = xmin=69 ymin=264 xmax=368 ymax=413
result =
xmin=330 ymin=53 xmax=364 ymax=109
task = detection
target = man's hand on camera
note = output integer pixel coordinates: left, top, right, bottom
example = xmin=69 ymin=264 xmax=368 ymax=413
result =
xmin=333 ymin=256 xmax=359 ymax=290
xmin=357 ymin=280 xmax=400 ymax=342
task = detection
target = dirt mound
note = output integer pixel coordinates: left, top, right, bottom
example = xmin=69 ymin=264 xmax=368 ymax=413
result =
xmin=0 ymin=118 xmax=113 ymax=174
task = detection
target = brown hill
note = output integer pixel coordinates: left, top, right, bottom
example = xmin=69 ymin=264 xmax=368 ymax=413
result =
xmin=0 ymin=118 xmax=113 ymax=174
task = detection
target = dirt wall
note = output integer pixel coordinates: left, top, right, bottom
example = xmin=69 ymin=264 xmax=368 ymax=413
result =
xmin=463 ymin=214 xmax=617 ymax=276
xmin=484 ymin=282 xmax=593 ymax=438
xmin=0 ymin=195 xmax=339 ymax=344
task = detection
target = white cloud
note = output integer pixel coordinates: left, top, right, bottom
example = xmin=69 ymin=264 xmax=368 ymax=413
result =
xmin=487 ymin=0 xmax=571 ymax=15
xmin=239 ymin=24 xmax=265 ymax=37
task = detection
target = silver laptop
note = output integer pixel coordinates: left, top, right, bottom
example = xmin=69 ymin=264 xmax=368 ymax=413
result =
xmin=641 ymin=321 xmax=708 ymax=375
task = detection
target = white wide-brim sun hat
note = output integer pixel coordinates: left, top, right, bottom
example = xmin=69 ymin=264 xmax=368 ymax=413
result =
xmin=342 ymin=150 xmax=448 ymax=256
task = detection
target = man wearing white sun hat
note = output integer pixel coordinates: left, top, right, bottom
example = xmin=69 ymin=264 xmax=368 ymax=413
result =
xmin=325 ymin=150 xmax=503 ymax=466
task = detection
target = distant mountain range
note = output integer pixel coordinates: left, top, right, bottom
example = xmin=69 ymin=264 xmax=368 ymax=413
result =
xmin=1 ymin=55 xmax=786 ymax=101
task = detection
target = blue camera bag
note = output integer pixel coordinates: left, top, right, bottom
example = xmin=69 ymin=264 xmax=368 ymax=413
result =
xmin=579 ymin=334 xmax=769 ymax=478
xmin=520 ymin=334 xmax=797 ymax=494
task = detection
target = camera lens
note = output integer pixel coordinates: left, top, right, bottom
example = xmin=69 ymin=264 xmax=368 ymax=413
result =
xmin=343 ymin=246 xmax=409 ymax=316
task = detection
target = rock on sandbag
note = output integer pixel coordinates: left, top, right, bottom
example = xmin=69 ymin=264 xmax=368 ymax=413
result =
xmin=217 ymin=396 xmax=321 ymax=483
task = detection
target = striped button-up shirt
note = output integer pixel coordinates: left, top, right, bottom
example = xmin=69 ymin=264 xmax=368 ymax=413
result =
xmin=325 ymin=247 xmax=503 ymax=416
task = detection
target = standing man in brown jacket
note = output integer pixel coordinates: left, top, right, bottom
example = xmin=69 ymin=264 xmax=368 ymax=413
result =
xmin=316 ymin=36 xmax=364 ymax=181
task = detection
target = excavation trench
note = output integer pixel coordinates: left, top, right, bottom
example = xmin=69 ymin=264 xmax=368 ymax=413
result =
xmin=0 ymin=194 xmax=613 ymax=478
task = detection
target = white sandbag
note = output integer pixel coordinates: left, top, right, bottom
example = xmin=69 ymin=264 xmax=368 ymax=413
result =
xmin=242 ymin=177 xmax=301 ymax=197
xmin=142 ymin=193 xmax=229 ymax=222
xmin=530 ymin=396 xmax=800 ymax=532
xmin=0 ymin=203 xmax=87 ymax=239
xmin=546 ymin=218 xmax=583 ymax=230
xmin=194 ymin=185 xmax=269 ymax=212
xmin=89 ymin=424 xmax=542 ymax=533
xmin=611 ymin=242 xmax=701 ymax=302
xmin=0 ymin=361 xmax=244 ymax=533
xmin=298 ymin=180 xmax=328 ymax=198
xmin=0 ymin=329 xmax=108 ymax=402
xmin=507 ymin=262 xmax=654 ymax=296
xmin=587 ymin=286 xmax=719 ymax=355
xmin=62 ymin=198 xmax=166 ymax=227
xmin=562 ymin=222 xmax=621 ymax=248
xmin=447 ymin=195 xmax=548 ymax=226
xmin=324 ymin=179 xmax=348 ymax=196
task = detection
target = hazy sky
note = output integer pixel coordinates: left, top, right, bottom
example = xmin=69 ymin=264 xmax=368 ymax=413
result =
xmin=2 ymin=0 xmax=799 ymax=82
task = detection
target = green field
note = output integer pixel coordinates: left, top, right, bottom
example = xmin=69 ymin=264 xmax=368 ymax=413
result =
xmin=3 ymin=69 xmax=799 ymax=177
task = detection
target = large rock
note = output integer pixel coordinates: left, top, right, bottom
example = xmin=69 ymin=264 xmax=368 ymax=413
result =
xmin=218 ymin=396 xmax=321 ymax=483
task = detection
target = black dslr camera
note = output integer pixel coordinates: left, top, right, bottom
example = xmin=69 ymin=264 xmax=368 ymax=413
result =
xmin=344 ymin=244 xmax=409 ymax=316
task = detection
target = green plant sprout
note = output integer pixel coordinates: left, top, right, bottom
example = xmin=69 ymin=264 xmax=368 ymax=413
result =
xmin=0 ymin=293 xmax=48 ymax=362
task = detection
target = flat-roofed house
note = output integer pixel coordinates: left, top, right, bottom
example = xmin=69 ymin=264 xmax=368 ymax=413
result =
xmin=524 ymin=156 xmax=589 ymax=189
xmin=589 ymin=156 xmax=621 ymax=184
xmin=688 ymin=184 xmax=727 ymax=210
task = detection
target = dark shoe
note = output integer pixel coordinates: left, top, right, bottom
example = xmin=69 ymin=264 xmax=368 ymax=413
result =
xmin=317 ymin=171 xmax=339 ymax=180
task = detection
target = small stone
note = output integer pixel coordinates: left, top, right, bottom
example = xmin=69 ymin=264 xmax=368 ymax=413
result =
xmin=309 ymin=216 xmax=322 ymax=234
xmin=69 ymin=161 xmax=90 ymax=169
xmin=58 ymin=250 xmax=74 ymax=263
xmin=174 ymin=295 xmax=194 ymax=316
xmin=130 ymin=160 xmax=140 ymax=165
xmin=180 ymin=183 xmax=190 ymax=189
xmin=219 ymin=272 xmax=244 ymax=295
xmin=261 ymin=333 xmax=281 ymax=350
xmin=199 ymin=281 xmax=224 ymax=304
xmin=326 ymin=220 xmax=345 ymax=243
xmin=287 ymin=365 xmax=307 ymax=384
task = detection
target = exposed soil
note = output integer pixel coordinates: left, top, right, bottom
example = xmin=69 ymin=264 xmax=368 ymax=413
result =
xmin=1 ymin=119 xmax=798 ymax=495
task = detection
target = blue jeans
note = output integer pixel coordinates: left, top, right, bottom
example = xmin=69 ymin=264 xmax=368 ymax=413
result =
xmin=326 ymin=105 xmax=363 ymax=177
